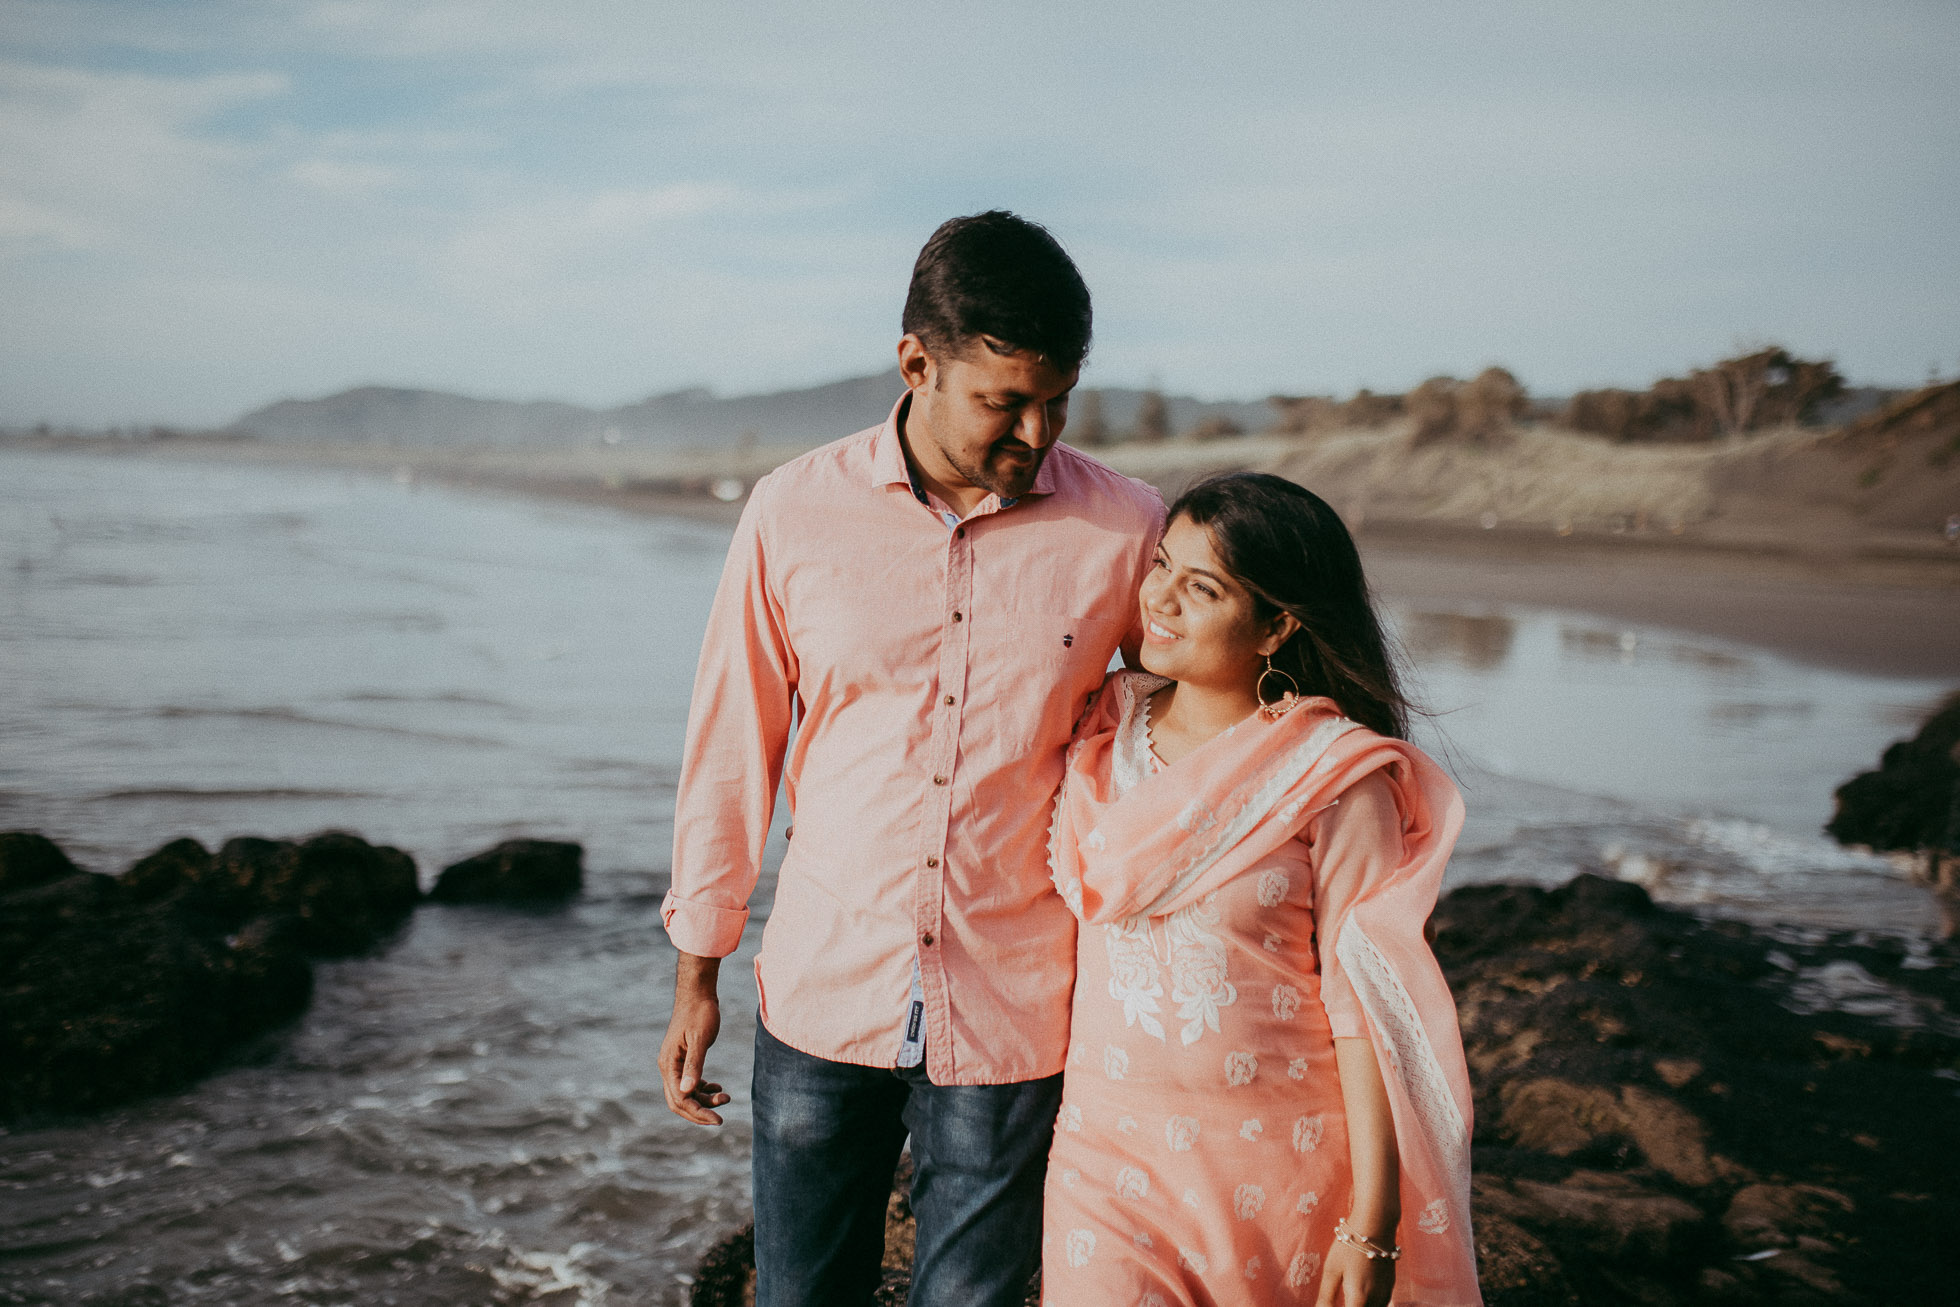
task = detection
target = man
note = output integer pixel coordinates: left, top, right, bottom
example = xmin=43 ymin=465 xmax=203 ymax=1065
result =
xmin=658 ymin=211 xmax=1163 ymax=1306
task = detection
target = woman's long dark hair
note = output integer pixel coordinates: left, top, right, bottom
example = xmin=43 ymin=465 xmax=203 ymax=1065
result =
xmin=1167 ymin=472 xmax=1413 ymax=740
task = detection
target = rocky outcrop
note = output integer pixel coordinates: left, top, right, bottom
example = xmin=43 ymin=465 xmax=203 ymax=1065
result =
xmin=119 ymin=832 xmax=420 ymax=955
xmin=0 ymin=829 xmax=406 ymax=1122
xmin=1 ymin=829 xmax=584 ymax=1122
xmin=688 ymin=874 xmax=1959 ymax=1306
xmin=1438 ymin=874 xmax=1958 ymax=1305
xmin=429 ymin=838 xmax=583 ymax=904
xmin=1829 ymin=692 xmax=1960 ymax=892
xmin=0 ymin=831 xmax=81 ymax=895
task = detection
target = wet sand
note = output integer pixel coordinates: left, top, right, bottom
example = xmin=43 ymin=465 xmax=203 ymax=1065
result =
xmin=22 ymin=434 xmax=1960 ymax=681
xmin=1356 ymin=523 xmax=1959 ymax=680
xmin=499 ymin=465 xmax=1960 ymax=683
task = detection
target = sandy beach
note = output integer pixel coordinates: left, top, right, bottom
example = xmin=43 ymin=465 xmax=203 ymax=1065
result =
xmin=39 ymin=430 xmax=1959 ymax=681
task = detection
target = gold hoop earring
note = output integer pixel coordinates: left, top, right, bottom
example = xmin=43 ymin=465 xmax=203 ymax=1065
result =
xmin=1256 ymin=656 xmax=1301 ymax=719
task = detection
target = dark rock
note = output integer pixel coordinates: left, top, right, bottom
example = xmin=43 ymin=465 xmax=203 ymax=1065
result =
xmin=119 ymin=836 xmax=213 ymax=902
xmin=1470 ymin=1208 xmax=1578 ymax=1306
xmin=1479 ymin=1170 xmax=1703 ymax=1262
xmin=688 ymin=1224 xmax=754 ymax=1307
xmin=1434 ymin=873 xmax=1960 ymax=1305
xmin=1 ymin=828 xmax=417 ymax=1122
xmin=0 ymin=830 xmax=81 ymax=895
xmin=431 ymin=838 xmax=582 ymax=904
xmin=1827 ymin=692 xmax=1960 ymax=867
xmin=1496 ymin=1077 xmax=1714 ymax=1186
xmin=119 ymin=832 xmax=419 ymax=955
xmin=0 ymin=874 xmax=313 ymax=1120
xmin=256 ymin=831 xmax=421 ymax=955
xmin=1721 ymin=1181 xmax=1852 ymax=1251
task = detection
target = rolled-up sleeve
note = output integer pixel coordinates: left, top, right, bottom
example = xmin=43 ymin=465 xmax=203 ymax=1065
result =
xmin=662 ymin=480 xmax=798 ymax=957
xmin=1307 ymin=768 xmax=1405 ymax=1039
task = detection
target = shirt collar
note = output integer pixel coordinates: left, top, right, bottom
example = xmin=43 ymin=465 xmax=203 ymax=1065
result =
xmin=869 ymin=390 xmax=1060 ymax=507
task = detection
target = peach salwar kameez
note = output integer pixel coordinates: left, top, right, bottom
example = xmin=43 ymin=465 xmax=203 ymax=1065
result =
xmin=1041 ymin=671 xmax=1482 ymax=1306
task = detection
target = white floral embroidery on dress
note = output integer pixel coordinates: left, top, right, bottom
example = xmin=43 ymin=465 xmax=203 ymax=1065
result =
xmin=1134 ymin=1231 xmax=1154 ymax=1250
xmin=1418 ymin=1197 xmax=1450 ymax=1235
xmin=1295 ymin=1191 xmax=1320 ymax=1215
xmin=1244 ymin=1256 xmax=1262 ymax=1280
xmin=1114 ymin=1166 xmax=1150 ymax=1200
xmin=1233 ymin=1183 xmax=1266 ymax=1219
xmin=1182 ymin=1188 xmax=1200 ymax=1208
xmin=1239 ymin=1118 xmax=1263 ymax=1141
xmin=1165 ymin=1115 xmax=1199 ymax=1152
xmin=1060 ymin=1168 xmax=1079 ymax=1188
xmin=1263 ymin=933 xmax=1282 ymax=952
xmin=1285 ymin=1250 xmax=1322 ymax=1289
xmin=1177 ymin=1248 xmax=1209 ymax=1275
xmin=1271 ymin=983 xmax=1301 ymax=1020
xmin=1064 ymin=1228 xmax=1095 ymax=1268
xmin=1174 ymin=797 xmax=1216 ymax=835
xmin=1117 ymin=1115 xmax=1139 ymax=1136
xmin=1104 ymin=1045 xmax=1129 ymax=1080
xmin=1133 ymin=713 xmax=1361 ymax=918
xmin=1084 ymin=827 xmax=1107 ymax=852
xmin=1255 ymin=868 xmax=1291 ymax=907
xmin=1168 ymin=895 xmax=1236 ymax=1045
xmin=1287 ymin=1057 xmax=1310 ymax=1081
xmin=1224 ymin=1050 xmax=1258 ymax=1086
xmin=1057 ymin=1103 xmax=1082 ymax=1132
xmin=1104 ymin=919 xmax=1166 ymax=1040
xmin=1292 ymin=1114 xmax=1325 ymax=1152
xmin=1139 ymin=1292 xmax=1167 ymax=1307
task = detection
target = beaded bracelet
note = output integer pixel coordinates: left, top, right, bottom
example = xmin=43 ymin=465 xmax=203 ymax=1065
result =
xmin=1334 ymin=1217 xmax=1402 ymax=1262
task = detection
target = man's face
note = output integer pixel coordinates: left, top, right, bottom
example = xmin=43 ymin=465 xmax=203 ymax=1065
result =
xmin=908 ymin=337 xmax=1077 ymax=502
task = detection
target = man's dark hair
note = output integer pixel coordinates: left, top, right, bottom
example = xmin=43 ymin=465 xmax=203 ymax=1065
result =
xmin=902 ymin=211 xmax=1092 ymax=371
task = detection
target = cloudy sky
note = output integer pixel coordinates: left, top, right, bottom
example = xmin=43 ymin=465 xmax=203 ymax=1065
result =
xmin=3 ymin=0 xmax=1956 ymax=426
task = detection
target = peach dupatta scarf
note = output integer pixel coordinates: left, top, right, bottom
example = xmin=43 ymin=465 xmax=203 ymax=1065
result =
xmin=1049 ymin=674 xmax=1482 ymax=1304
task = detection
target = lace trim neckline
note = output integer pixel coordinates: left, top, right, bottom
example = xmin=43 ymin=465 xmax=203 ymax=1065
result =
xmin=1111 ymin=670 xmax=1172 ymax=799
xmin=1137 ymin=684 xmax=1167 ymax=771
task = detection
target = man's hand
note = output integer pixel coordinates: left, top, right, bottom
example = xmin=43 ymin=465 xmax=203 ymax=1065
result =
xmin=659 ymin=952 xmax=731 ymax=1125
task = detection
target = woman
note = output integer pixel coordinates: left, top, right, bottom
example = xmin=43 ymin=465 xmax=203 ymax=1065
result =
xmin=1041 ymin=473 xmax=1480 ymax=1306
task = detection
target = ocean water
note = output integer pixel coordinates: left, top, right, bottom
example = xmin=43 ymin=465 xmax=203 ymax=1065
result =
xmin=0 ymin=447 xmax=1950 ymax=1305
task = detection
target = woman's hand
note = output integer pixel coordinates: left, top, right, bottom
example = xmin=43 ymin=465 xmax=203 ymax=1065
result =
xmin=1315 ymin=1239 xmax=1396 ymax=1307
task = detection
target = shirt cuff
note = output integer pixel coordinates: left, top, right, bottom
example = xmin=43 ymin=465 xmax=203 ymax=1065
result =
xmin=661 ymin=889 xmax=750 ymax=957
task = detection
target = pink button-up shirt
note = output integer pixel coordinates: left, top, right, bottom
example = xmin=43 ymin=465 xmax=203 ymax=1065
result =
xmin=662 ymin=395 xmax=1164 ymax=1085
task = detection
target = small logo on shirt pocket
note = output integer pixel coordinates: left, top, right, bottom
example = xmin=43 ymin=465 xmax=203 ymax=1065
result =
xmin=1062 ymin=633 xmax=1074 ymax=647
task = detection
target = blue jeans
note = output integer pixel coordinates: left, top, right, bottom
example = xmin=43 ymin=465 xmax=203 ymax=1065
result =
xmin=751 ymin=1020 xmax=1062 ymax=1307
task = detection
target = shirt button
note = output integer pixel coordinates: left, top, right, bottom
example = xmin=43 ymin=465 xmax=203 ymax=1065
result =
xmin=952 ymin=611 xmax=963 ymax=622
xmin=922 ymin=933 xmax=935 ymax=946
xmin=943 ymin=695 xmax=955 ymax=706
xmin=925 ymin=856 xmax=939 ymax=868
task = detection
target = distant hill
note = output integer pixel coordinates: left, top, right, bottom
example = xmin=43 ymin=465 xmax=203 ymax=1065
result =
xmin=228 ymin=372 xmax=1275 ymax=449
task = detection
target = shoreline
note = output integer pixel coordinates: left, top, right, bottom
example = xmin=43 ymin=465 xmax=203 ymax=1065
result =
xmin=9 ymin=433 xmax=1957 ymax=681
xmin=1356 ymin=523 xmax=1959 ymax=680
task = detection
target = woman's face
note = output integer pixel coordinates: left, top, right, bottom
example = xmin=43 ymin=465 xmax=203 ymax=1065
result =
xmin=1137 ymin=515 xmax=1287 ymax=691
